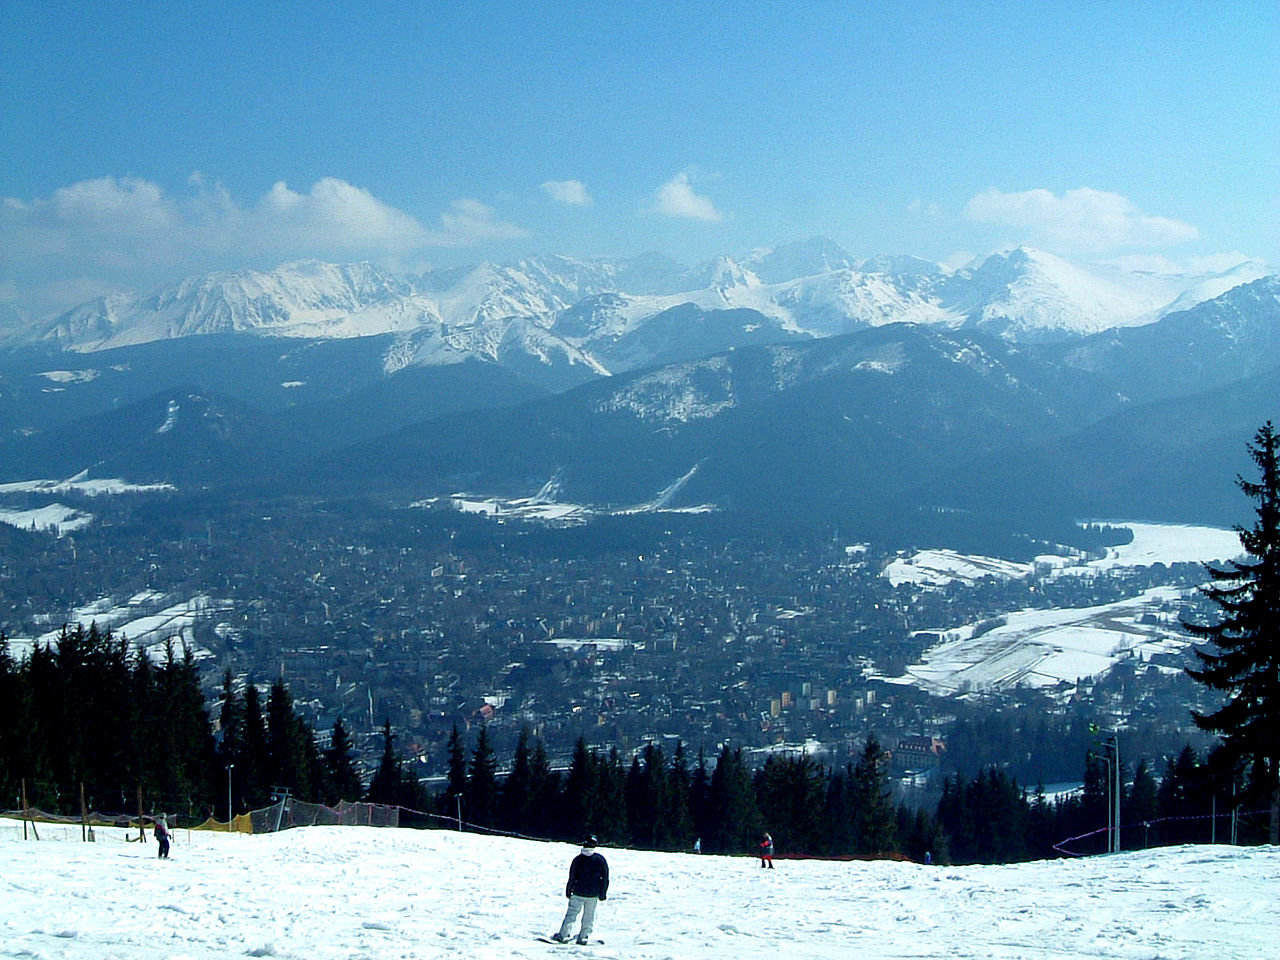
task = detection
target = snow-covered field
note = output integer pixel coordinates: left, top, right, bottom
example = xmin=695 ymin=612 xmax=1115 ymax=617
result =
xmin=883 ymin=523 xmax=1247 ymax=695
xmin=4 ymin=593 xmax=225 ymax=663
xmin=883 ymin=522 xmax=1244 ymax=588
xmin=892 ymin=586 xmax=1192 ymax=695
xmin=0 ymin=823 xmax=1273 ymax=960
xmin=0 ymin=503 xmax=94 ymax=536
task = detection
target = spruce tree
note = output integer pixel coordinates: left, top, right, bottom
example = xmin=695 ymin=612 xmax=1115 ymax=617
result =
xmin=560 ymin=737 xmax=596 ymax=840
xmin=706 ymin=745 xmax=761 ymax=854
xmin=689 ymin=747 xmax=711 ymax=849
xmin=667 ymin=741 xmax=694 ymax=849
xmin=216 ymin=670 xmax=245 ymax=819
xmin=324 ymin=717 xmax=364 ymax=804
xmin=755 ymin=754 xmax=826 ymax=856
xmin=499 ymin=725 xmax=533 ymax=831
xmin=1186 ymin=421 xmax=1280 ymax=842
xmin=593 ymin=747 xmax=628 ymax=845
xmin=528 ymin=736 xmax=559 ymax=838
xmin=850 ymin=735 xmax=896 ymax=856
xmin=1125 ymin=759 xmax=1159 ymax=849
xmin=465 ymin=724 xmax=498 ymax=828
xmin=366 ymin=719 xmax=405 ymax=806
xmin=442 ymin=722 xmax=468 ymax=818
xmin=242 ymin=682 xmax=270 ymax=808
xmin=0 ymin=635 xmax=18 ymax=806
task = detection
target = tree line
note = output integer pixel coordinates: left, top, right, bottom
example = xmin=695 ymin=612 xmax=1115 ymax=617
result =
xmin=2 ymin=623 xmax=1271 ymax=862
xmin=0 ymin=624 xmax=362 ymax=821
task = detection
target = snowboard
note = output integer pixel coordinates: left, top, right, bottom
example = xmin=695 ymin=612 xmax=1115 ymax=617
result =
xmin=536 ymin=936 xmax=604 ymax=945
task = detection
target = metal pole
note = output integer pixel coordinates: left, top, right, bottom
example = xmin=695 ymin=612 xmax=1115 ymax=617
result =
xmin=455 ymin=793 xmax=462 ymax=831
xmin=226 ymin=764 xmax=234 ymax=831
xmin=1113 ymin=736 xmax=1121 ymax=853
xmin=1095 ymin=753 xmax=1112 ymax=853
xmin=1211 ymin=794 xmax=1216 ymax=845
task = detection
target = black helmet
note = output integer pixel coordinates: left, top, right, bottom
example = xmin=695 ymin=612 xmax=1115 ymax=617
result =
xmin=582 ymin=835 xmax=598 ymax=849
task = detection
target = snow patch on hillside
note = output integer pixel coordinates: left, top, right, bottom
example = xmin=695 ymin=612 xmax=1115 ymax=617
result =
xmin=0 ymin=503 xmax=93 ymax=536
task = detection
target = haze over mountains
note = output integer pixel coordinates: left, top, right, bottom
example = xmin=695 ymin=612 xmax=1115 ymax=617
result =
xmin=2 ymin=238 xmax=1278 ymax=547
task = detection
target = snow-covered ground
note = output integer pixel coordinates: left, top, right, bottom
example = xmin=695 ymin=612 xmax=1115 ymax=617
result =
xmin=0 ymin=823 xmax=1273 ymax=960
xmin=0 ymin=476 xmax=175 ymax=497
xmin=883 ymin=524 xmax=1246 ymax=695
xmin=4 ymin=593 xmax=225 ymax=663
xmin=0 ymin=475 xmax=176 ymax=536
xmin=891 ymin=586 xmax=1192 ymax=695
xmin=0 ymin=502 xmax=93 ymax=536
xmin=883 ymin=522 xmax=1244 ymax=588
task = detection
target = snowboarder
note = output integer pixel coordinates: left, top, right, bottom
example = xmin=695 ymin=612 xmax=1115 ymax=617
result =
xmin=759 ymin=832 xmax=774 ymax=868
xmin=154 ymin=814 xmax=171 ymax=859
xmin=551 ymin=836 xmax=609 ymax=944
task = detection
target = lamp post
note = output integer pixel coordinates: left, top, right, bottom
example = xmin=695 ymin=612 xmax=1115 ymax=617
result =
xmin=1090 ymin=750 xmax=1114 ymax=853
xmin=1104 ymin=734 xmax=1120 ymax=853
xmin=226 ymin=763 xmax=235 ymax=831
xmin=1090 ymin=724 xmax=1121 ymax=853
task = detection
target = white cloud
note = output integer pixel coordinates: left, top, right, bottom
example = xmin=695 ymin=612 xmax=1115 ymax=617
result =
xmin=0 ymin=176 xmax=527 ymax=316
xmin=654 ymin=171 xmax=722 ymax=222
xmin=434 ymin=198 xmax=528 ymax=245
xmin=965 ymin=187 xmax=1198 ymax=253
xmin=541 ymin=180 xmax=592 ymax=205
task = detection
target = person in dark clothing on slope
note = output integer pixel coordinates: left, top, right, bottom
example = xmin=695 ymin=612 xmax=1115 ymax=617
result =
xmin=551 ymin=836 xmax=609 ymax=944
xmin=154 ymin=814 xmax=171 ymax=859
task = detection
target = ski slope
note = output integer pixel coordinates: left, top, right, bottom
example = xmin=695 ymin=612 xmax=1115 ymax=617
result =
xmin=1 ymin=821 xmax=1274 ymax=959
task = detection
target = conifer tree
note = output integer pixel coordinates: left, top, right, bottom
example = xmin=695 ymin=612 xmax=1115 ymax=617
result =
xmin=499 ymin=725 xmax=533 ymax=831
xmin=442 ymin=722 xmax=468 ymax=818
xmin=689 ymin=747 xmax=711 ymax=848
xmin=823 ymin=764 xmax=855 ymax=856
xmin=560 ymin=737 xmax=596 ymax=840
xmin=216 ymin=670 xmax=245 ymax=818
xmin=242 ymin=681 xmax=270 ymax=808
xmin=1125 ymin=759 xmax=1159 ymax=849
xmin=667 ymin=741 xmax=695 ymax=849
xmin=266 ymin=677 xmax=317 ymax=800
xmin=706 ymin=745 xmax=761 ymax=854
xmin=366 ymin=719 xmax=405 ymax=806
xmin=1186 ymin=421 xmax=1280 ymax=842
xmin=528 ymin=736 xmax=559 ymax=838
xmin=323 ymin=717 xmax=364 ymax=804
xmin=593 ymin=747 xmax=628 ymax=845
xmin=465 ymin=724 xmax=498 ymax=828
xmin=0 ymin=635 xmax=19 ymax=805
xmin=755 ymin=754 xmax=826 ymax=856
xmin=626 ymin=743 xmax=670 ymax=849
xmin=850 ymin=735 xmax=896 ymax=856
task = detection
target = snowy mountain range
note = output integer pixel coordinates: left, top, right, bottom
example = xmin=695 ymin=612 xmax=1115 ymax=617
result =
xmin=3 ymin=241 xmax=1278 ymax=540
xmin=23 ymin=241 xmax=1270 ymax=387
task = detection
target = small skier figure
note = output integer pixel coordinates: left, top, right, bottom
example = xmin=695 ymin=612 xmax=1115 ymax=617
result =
xmin=759 ymin=832 xmax=774 ymax=868
xmin=551 ymin=836 xmax=609 ymax=944
xmin=154 ymin=814 xmax=171 ymax=859
xmin=693 ymin=837 xmax=701 ymax=854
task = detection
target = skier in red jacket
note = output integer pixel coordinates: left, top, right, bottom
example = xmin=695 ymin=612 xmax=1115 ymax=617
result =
xmin=759 ymin=832 xmax=774 ymax=868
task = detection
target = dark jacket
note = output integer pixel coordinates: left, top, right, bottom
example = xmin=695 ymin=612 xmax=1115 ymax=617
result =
xmin=566 ymin=852 xmax=609 ymax=900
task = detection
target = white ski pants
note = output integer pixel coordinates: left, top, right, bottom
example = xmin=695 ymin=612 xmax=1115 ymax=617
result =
xmin=558 ymin=895 xmax=598 ymax=941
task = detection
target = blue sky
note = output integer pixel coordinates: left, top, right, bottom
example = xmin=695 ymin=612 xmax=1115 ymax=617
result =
xmin=2 ymin=0 xmax=1277 ymax=316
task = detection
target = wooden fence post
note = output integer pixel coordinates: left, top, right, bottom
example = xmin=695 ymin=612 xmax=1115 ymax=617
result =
xmin=21 ymin=778 xmax=38 ymax=840
xmin=137 ymin=786 xmax=145 ymax=843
